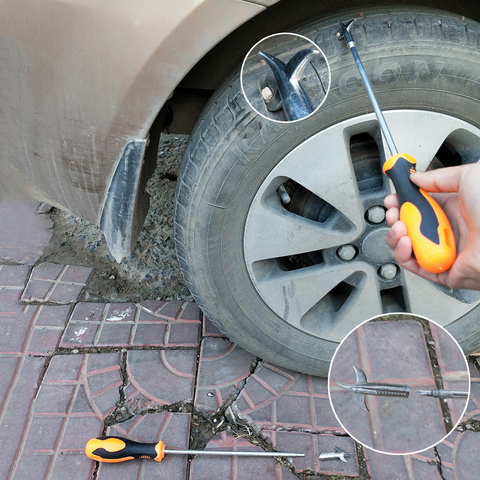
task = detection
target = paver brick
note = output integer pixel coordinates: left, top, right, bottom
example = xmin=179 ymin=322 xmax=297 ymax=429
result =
xmin=7 ymin=353 xmax=122 ymax=479
xmin=21 ymin=262 xmax=93 ymax=304
xmin=0 ymin=356 xmax=47 ymax=479
xmin=451 ymin=417 xmax=480 ymax=480
xmin=0 ymin=264 xmax=30 ymax=286
xmin=61 ymin=302 xmax=201 ymax=348
xmin=124 ymin=350 xmax=196 ymax=407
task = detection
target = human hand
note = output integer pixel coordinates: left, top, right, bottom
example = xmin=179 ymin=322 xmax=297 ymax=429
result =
xmin=384 ymin=162 xmax=480 ymax=290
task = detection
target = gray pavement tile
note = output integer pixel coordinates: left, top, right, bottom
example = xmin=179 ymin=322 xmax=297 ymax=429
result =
xmin=364 ymin=450 xmax=410 ymax=479
xmin=189 ymin=431 xmax=297 ymax=480
xmin=431 ymin=322 xmax=469 ymax=375
xmin=203 ymin=317 xmax=226 ymax=337
xmin=411 ymin=453 xmax=446 ymax=479
xmin=361 ymin=320 xmax=433 ymax=381
xmin=195 ymin=337 xmax=255 ymax=412
xmin=0 ymin=200 xmax=53 ymax=264
xmin=21 ymin=262 xmax=92 ymax=304
xmin=0 ymin=264 xmax=30 ymax=286
xmin=452 ymin=429 xmax=480 ymax=480
xmin=124 ymin=350 xmax=196 ymax=406
xmin=0 ymin=357 xmax=47 ymax=480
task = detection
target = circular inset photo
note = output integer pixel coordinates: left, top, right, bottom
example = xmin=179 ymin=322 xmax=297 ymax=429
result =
xmin=240 ymin=33 xmax=330 ymax=123
xmin=328 ymin=313 xmax=470 ymax=455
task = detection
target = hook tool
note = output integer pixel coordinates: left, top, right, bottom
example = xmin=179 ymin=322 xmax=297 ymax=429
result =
xmin=336 ymin=366 xmax=409 ymax=412
xmin=338 ymin=19 xmax=456 ymax=273
xmin=319 ymin=446 xmax=351 ymax=462
xmin=86 ymin=436 xmax=305 ymax=463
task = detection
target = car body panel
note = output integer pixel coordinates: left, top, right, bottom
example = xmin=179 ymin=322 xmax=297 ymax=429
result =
xmin=0 ymin=0 xmax=267 ymax=225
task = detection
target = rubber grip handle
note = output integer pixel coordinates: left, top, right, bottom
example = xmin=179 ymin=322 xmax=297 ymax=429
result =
xmin=86 ymin=436 xmax=165 ymax=463
xmin=383 ymin=153 xmax=456 ymax=273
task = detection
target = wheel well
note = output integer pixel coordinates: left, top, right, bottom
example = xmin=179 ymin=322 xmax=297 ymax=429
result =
xmin=162 ymin=0 xmax=480 ymax=134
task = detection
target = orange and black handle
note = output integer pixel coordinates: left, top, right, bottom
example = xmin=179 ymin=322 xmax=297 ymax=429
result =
xmin=86 ymin=436 xmax=165 ymax=463
xmin=383 ymin=153 xmax=456 ymax=273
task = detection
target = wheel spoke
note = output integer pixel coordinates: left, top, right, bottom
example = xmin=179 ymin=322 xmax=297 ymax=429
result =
xmin=245 ymin=125 xmax=365 ymax=263
xmin=403 ymin=271 xmax=480 ymax=323
xmin=254 ymin=262 xmax=382 ymax=341
xmin=245 ymin=205 xmax=357 ymax=263
xmin=269 ymin=126 xmax=365 ymax=223
xmin=381 ymin=111 xmax=461 ymax=171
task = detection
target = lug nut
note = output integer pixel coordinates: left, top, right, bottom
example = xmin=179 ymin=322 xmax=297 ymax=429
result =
xmin=366 ymin=206 xmax=386 ymax=224
xmin=337 ymin=245 xmax=357 ymax=261
xmin=379 ymin=263 xmax=398 ymax=280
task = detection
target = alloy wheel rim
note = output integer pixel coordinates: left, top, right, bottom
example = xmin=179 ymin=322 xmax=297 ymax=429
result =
xmin=244 ymin=110 xmax=480 ymax=342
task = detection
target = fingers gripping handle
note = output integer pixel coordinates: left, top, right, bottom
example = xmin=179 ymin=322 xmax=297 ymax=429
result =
xmin=383 ymin=153 xmax=456 ymax=273
xmin=86 ymin=436 xmax=165 ymax=463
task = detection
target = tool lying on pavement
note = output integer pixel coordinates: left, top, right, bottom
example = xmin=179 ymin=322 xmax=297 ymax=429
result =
xmin=416 ymin=389 xmax=469 ymax=399
xmin=86 ymin=436 xmax=305 ymax=463
xmin=259 ymin=48 xmax=318 ymax=121
xmin=338 ymin=20 xmax=456 ymax=273
xmin=336 ymin=366 xmax=410 ymax=412
xmin=319 ymin=446 xmax=351 ymax=462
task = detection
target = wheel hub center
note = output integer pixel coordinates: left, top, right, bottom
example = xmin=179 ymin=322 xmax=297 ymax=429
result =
xmin=362 ymin=228 xmax=394 ymax=263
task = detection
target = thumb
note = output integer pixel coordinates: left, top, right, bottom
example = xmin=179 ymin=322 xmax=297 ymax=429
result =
xmin=410 ymin=165 xmax=472 ymax=193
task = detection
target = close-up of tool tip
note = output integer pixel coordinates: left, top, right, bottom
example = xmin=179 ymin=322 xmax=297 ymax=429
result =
xmin=336 ymin=366 xmax=410 ymax=412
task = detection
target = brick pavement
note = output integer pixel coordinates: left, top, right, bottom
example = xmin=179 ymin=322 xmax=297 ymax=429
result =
xmin=1 ymin=199 xmax=480 ymax=480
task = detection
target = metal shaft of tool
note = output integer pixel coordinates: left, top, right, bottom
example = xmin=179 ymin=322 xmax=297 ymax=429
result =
xmin=344 ymin=31 xmax=398 ymax=156
xmin=165 ymin=449 xmax=304 ymax=457
xmin=416 ymin=389 xmax=469 ymax=399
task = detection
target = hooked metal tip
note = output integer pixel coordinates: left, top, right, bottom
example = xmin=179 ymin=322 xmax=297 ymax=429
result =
xmin=334 ymin=446 xmax=352 ymax=458
xmin=336 ymin=381 xmax=369 ymax=412
xmin=319 ymin=446 xmax=352 ymax=462
xmin=257 ymin=48 xmax=318 ymax=121
xmin=337 ymin=19 xmax=356 ymax=40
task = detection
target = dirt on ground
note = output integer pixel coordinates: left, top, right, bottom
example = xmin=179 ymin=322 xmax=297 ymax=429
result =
xmin=40 ymin=134 xmax=193 ymax=303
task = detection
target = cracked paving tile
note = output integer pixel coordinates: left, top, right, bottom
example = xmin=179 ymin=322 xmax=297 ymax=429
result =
xmin=189 ymin=431 xmax=298 ymax=480
xmin=233 ymin=361 xmax=341 ymax=433
xmin=195 ymin=337 xmax=256 ymax=412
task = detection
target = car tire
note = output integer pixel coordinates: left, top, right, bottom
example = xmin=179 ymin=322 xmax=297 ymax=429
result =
xmin=175 ymin=6 xmax=480 ymax=376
